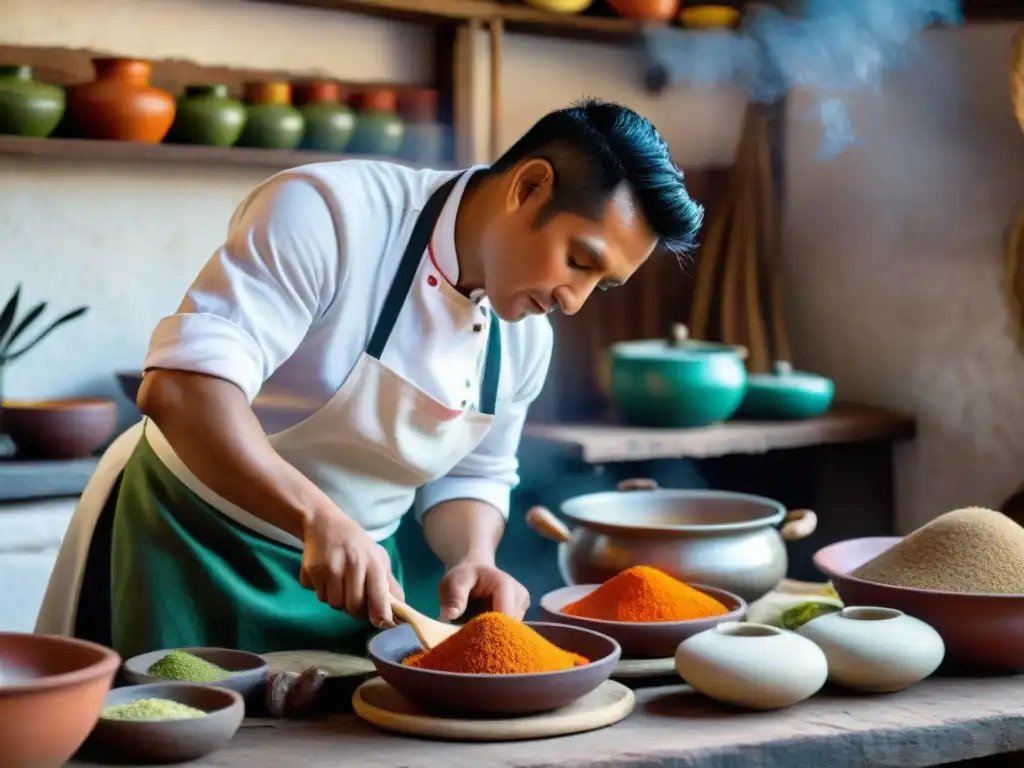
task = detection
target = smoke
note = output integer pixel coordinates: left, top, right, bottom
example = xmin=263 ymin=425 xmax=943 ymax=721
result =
xmin=644 ymin=0 xmax=963 ymax=158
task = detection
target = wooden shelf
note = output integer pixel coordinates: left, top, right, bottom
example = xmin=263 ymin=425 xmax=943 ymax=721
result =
xmin=0 ymin=135 xmax=433 ymax=172
xmin=524 ymin=403 xmax=916 ymax=463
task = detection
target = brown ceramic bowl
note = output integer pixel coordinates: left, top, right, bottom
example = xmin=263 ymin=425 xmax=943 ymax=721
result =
xmin=122 ymin=647 xmax=269 ymax=701
xmin=0 ymin=633 xmax=121 ymax=768
xmin=814 ymin=537 xmax=1024 ymax=673
xmin=90 ymin=682 xmax=243 ymax=763
xmin=539 ymin=583 xmax=747 ymax=658
xmin=2 ymin=397 xmax=117 ymax=459
xmin=367 ymin=621 xmax=620 ymax=716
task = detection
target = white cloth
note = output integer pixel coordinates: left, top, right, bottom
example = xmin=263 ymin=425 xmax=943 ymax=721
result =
xmin=143 ymin=160 xmax=553 ymax=525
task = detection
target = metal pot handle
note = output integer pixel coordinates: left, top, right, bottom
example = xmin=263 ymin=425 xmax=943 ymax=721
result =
xmin=780 ymin=509 xmax=817 ymax=542
xmin=525 ymin=506 xmax=572 ymax=544
xmin=617 ymin=478 xmax=660 ymax=492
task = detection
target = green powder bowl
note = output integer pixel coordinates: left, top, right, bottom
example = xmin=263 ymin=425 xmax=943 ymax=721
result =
xmin=122 ymin=647 xmax=269 ymax=700
xmin=91 ymin=682 xmax=244 ymax=763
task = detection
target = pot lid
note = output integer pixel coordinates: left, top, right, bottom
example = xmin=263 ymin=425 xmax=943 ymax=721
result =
xmin=609 ymin=324 xmax=748 ymax=361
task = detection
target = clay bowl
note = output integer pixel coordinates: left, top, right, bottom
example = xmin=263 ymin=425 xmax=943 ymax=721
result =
xmin=123 ymin=647 xmax=269 ymax=700
xmin=814 ymin=537 xmax=1024 ymax=673
xmin=2 ymin=397 xmax=117 ymax=459
xmin=0 ymin=633 xmax=120 ymax=768
xmin=89 ymin=682 xmax=243 ymax=763
xmin=539 ymin=583 xmax=747 ymax=658
xmin=367 ymin=621 xmax=620 ymax=716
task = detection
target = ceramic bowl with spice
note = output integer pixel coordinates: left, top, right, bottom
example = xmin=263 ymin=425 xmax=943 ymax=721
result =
xmin=539 ymin=567 xmax=747 ymax=658
xmin=122 ymin=647 xmax=268 ymax=700
xmin=89 ymin=682 xmax=243 ymax=763
xmin=368 ymin=616 xmax=620 ymax=716
xmin=814 ymin=507 xmax=1024 ymax=672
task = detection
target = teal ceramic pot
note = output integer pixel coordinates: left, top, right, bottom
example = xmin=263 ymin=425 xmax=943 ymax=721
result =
xmin=165 ymin=84 xmax=246 ymax=147
xmin=348 ymin=109 xmax=404 ymax=156
xmin=399 ymin=122 xmax=448 ymax=165
xmin=0 ymin=65 xmax=65 ymax=138
xmin=293 ymin=80 xmax=355 ymax=152
xmin=608 ymin=325 xmax=748 ymax=428
xmin=735 ymin=361 xmax=835 ymax=421
xmin=236 ymin=81 xmax=304 ymax=150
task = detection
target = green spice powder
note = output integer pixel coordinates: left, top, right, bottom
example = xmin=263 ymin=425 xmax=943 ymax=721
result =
xmin=101 ymin=698 xmax=206 ymax=722
xmin=146 ymin=650 xmax=230 ymax=683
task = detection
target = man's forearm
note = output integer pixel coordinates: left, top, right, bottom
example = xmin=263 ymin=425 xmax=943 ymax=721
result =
xmin=137 ymin=369 xmax=338 ymax=540
xmin=421 ymin=499 xmax=506 ymax=568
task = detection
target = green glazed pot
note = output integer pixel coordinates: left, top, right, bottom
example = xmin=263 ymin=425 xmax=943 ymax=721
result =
xmin=237 ymin=104 xmax=304 ymax=150
xmin=165 ymin=84 xmax=246 ymax=147
xmin=608 ymin=324 xmax=748 ymax=428
xmin=347 ymin=109 xmax=404 ymax=156
xmin=299 ymin=102 xmax=355 ymax=152
xmin=735 ymin=361 xmax=835 ymax=421
xmin=0 ymin=65 xmax=65 ymax=138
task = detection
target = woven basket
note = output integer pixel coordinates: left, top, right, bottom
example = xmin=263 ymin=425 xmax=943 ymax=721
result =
xmin=1013 ymin=27 xmax=1024 ymax=135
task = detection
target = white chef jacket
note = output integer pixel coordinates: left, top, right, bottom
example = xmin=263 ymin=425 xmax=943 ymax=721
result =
xmin=143 ymin=160 xmax=554 ymax=524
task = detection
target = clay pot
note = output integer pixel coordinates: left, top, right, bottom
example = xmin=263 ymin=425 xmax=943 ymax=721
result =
xmin=292 ymin=80 xmax=355 ymax=153
xmin=236 ymin=81 xmax=304 ymax=150
xmin=65 ymin=58 xmax=175 ymax=143
xmin=0 ymin=633 xmax=120 ymax=768
xmin=347 ymin=88 xmax=404 ymax=157
xmin=0 ymin=65 xmax=65 ymax=138
xmin=399 ymin=122 xmax=448 ymax=165
xmin=606 ymin=0 xmax=679 ymax=22
xmin=396 ymin=88 xmax=438 ymax=124
xmin=165 ymin=84 xmax=247 ymax=147
xmin=2 ymin=397 xmax=118 ymax=459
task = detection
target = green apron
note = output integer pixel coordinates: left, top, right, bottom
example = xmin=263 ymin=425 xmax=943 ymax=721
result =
xmin=69 ymin=172 xmax=503 ymax=659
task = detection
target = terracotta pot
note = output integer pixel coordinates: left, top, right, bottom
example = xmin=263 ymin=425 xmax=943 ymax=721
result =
xmin=349 ymin=88 xmax=397 ymax=113
xmin=396 ymin=88 xmax=438 ymax=124
xmin=65 ymin=58 xmax=175 ymax=143
xmin=606 ymin=0 xmax=679 ymax=22
xmin=292 ymin=80 xmax=356 ymax=152
xmin=2 ymin=397 xmax=118 ymax=459
xmin=237 ymin=81 xmax=305 ymax=150
xmin=0 ymin=65 xmax=65 ymax=138
xmin=292 ymin=79 xmax=342 ymax=106
xmin=0 ymin=633 xmax=120 ymax=768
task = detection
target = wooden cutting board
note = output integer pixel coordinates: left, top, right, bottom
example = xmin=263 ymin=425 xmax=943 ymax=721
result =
xmin=352 ymin=677 xmax=635 ymax=742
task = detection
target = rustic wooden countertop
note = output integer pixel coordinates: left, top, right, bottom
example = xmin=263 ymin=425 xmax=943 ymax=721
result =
xmin=524 ymin=402 xmax=916 ymax=463
xmin=74 ymin=675 xmax=1024 ymax=768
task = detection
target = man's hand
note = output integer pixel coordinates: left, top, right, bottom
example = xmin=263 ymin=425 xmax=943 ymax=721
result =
xmin=438 ymin=558 xmax=530 ymax=621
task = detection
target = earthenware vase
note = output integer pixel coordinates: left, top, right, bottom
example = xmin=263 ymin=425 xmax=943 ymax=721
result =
xmin=675 ymin=622 xmax=827 ymax=710
xmin=797 ymin=606 xmax=945 ymax=693
xmin=347 ymin=88 xmax=404 ymax=157
xmin=606 ymin=0 xmax=678 ymax=22
xmin=292 ymin=80 xmax=355 ymax=152
xmin=0 ymin=65 xmax=65 ymax=137
xmin=65 ymin=58 xmax=175 ymax=143
xmin=165 ymin=84 xmax=247 ymax=147
xmin=236 ymin=81 xmax=304 ymax=150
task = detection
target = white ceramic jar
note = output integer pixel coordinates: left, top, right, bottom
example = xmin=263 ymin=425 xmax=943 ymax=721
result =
xmin=674 ymin=621 xmax=828 ymax=710
xmin=797 ymin=606 xmax=945 ymax=693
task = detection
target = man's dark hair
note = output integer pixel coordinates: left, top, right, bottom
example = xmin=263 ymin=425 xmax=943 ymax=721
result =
xmin=488 ymin=98 xmax=704 ymax=257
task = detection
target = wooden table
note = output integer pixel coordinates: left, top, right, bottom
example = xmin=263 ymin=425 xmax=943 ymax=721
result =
xmin=74 ymin=675 xmax=1024 ymax=768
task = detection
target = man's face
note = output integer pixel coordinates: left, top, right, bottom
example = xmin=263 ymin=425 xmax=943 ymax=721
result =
xmin=479 ymin=160 xmax=658 ymax=322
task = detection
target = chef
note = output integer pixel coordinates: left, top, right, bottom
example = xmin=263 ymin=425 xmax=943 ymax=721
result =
xmin=35 ymin=99 xmax=703 ymax=657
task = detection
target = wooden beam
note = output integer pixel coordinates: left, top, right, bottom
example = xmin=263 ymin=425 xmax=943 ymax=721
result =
xmin=488 ymin=17 xmax=503 ymax=162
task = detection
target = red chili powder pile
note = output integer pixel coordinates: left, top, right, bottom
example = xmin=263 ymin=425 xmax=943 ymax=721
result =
xmin=402 ymin=611 xmax=589 ymax=674
xmin=561 ymin=565 xmax=730 ymax=622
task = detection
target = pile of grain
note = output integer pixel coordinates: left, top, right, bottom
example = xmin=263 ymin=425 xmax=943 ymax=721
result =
xmin=853 ymin=507 xmax=1024 ymax=594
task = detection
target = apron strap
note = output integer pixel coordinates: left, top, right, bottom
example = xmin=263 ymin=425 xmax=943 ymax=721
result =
xmin=366 ymin=174 xmax=462 ymax=361
xmin=479 ymin=311 xmax=501 ymax=417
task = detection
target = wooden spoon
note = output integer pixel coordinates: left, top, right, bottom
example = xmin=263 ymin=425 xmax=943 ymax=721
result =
xmin=389 ymin=598 xmax=459 ymax=650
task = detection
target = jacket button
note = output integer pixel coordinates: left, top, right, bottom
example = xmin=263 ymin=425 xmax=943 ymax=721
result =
xmin=473 ymin=323 xmax=483 ymax=332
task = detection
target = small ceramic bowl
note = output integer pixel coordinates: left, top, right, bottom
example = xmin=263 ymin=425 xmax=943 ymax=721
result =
xmin=367 ymin=622 xmax=620 ymax=716
xmin=798 ymin=606 xmax=945 ymax=693
xmin=123 ymin=647 xmax=268 ymax=700
xmin=675 ymin=622 xmax=828 ymax=710
xmin=814 ymin=537 xmax=1024 ymax=672
xmin=539 ymin=583 xmax=747 ymax=658
xmin=90 ymin=682 xmax=243 ymax=763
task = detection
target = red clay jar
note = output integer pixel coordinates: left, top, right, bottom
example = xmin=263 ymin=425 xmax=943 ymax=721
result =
xmin=65 ymin=58 xmax=175 ymax=143
xmin=397 ymin=88 xmax=438 ymax=124
xmin=606 ymin=0 xmax=678 ymax=22
xmin=349 ymin=88 xmax=397 ymax=113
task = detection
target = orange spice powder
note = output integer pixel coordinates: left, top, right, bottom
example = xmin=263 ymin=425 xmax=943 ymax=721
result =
xmin=402 ymin=611 xmax=589 ymax=674
xmin=561 ymin=565 xmax=730 ymax=622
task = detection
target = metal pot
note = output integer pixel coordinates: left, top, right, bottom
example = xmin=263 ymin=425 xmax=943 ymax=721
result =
xmin=526 ymin=479 xmax=817 ymax=603
xmin=607 ymin=324 xmax=748 ymax=428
